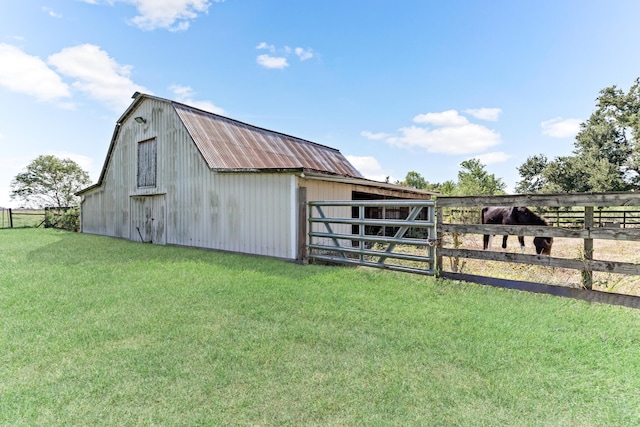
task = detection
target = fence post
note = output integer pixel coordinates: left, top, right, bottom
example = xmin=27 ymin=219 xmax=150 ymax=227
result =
xmin=582 ymin=207 xmax=594 ymax=289
xmin=9 ymin=208 xmax=13 ymax=228
xmin=297 ymin=187 xmax=307 ymax=263
xmin=359 ymin=205 xmax=365 ymax=263
xmin=435 ymin=206 xmax=443 ymax=276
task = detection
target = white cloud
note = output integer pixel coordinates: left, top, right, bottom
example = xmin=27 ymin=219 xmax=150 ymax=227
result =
xmin=541 ymin=117 xmax=582 ymax=138
xmin=295 ymin=47 xmax=313 ymax=61
xmin=48 ymin=44 xmax=148 ymax=111
xmin=383 ymin=109 xmax=502 ymax=155
xmin=346 ymin=155 xmax=396 ymax=183
xmin=413 ymin=110 xmax=469 ymax=127
xmin=42 ymin=7 xmax=63 ymax=18
xmin=256 ymin=43 xmax=314 ymax=69
xmin=169 ymin=84 xmax=225 ymax=115
xmin=0 ymin=43 xmax=71 ymax=102
xmin=387 ymin=123 xmax=500 ymax=154
xmin=256 ymin=42 xmax=275 ymax=52
xmin=472 ymin=151 xmax=511 ymax=165
xmin=125 ymin=0 xmax=217 ymax=32
xmin=81 ymin=0 xmax=220 ymax=31
xmin=257 ymin=54 xmax=289 ymax=69
xmin=360 ymin=130 xmax=391 ymax=140
xmin=465 ymin=107 xmax=502 ymax=121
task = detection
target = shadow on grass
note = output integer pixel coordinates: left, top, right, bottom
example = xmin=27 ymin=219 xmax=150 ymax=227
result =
xmin=18 ymin=228 xmax=339 ymax=281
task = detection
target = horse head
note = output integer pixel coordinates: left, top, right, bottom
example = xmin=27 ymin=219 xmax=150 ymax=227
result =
xmin=533 ymin=236 xmax=553 ymax=255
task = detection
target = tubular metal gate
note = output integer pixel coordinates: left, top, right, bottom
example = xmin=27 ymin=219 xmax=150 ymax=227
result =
xmin=308 ymin=200 xmax=436 ymax=275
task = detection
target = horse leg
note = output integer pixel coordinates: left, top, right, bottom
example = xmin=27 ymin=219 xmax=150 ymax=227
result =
xmin=484 ymin=234 xmax=492 ymax=250
xmin=501 ymin=235 xmax=508 ymax=251
xmin=518 ymin=235 xmax=525 ymax=252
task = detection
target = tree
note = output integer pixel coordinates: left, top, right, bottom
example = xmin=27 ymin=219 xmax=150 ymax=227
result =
xmin=434 ymin=180 xmax=457 ymax=195
xmin=456 ymin=159 xmax=506 ymax=196
xmin=515 ymin=154 xmax=548 ymax=193
xmin=404 ymin=171 xmax=428 ymax=189
xmin=11 ymin=155 xmax=91 ymax=208
xmin=517 ymin=77 xmax=640 ymax=193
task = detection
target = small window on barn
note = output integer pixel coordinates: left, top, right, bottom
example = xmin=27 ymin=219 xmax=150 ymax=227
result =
xmin=137 ymin=138 xmax=157 ymax=188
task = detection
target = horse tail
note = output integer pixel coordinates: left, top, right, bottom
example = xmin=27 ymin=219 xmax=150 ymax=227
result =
xmin=481 ymin=206 xmax=489 ymax=224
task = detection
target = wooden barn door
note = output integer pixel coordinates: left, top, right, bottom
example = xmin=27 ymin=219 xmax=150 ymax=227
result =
xmin=130 ymin=195 xmax=166 ymax=245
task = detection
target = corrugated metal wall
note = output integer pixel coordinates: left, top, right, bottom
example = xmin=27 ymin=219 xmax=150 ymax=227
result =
xmin=81 ymin=98 xmax=295 ymax=259
xmin=301 ymin=178 xmax=353 ymax=247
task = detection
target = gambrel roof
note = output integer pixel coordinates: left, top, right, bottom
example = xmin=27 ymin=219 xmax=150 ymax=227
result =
xmin=80 ymin=93 xmax=438 ymax=198
xmin=174 ymin=103 xmax=362 ymax=177
xmin=80 ymin=93 xmax=363 ymax=194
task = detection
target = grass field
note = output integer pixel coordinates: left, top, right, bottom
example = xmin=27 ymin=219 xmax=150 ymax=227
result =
xmin=2 ymin=229 xmax=640 ymax=425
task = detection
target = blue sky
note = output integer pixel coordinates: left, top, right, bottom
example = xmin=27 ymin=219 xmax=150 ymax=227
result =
xmin=1 ymin=1 xmax=640 ymax=207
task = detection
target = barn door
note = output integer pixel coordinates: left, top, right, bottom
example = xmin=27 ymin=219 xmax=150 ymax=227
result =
xmin=130 ymin=195 xmax=166 ymax=245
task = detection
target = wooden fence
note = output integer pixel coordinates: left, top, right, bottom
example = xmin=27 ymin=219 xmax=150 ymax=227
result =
xmin=436 ymin=192 xmax=640 ymax=293
xmin=448 ymin=207 xmax=640 ymax=228
xmin=0 ymin=208 xmax=76 ymax=230
xmin=0 ymin=209 xmax=46 ymax=229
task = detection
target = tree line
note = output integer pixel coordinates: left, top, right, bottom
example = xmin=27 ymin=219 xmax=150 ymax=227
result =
xmin=399 ymin=77 xmax=640 ymax=196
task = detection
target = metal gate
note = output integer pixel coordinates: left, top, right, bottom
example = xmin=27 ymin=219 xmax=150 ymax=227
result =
xmin=308 ymin=200 xmax=436 ymax=275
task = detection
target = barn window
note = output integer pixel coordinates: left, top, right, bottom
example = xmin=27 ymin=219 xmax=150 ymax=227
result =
xmin=137 ymin=138 xmax=157 ymax=188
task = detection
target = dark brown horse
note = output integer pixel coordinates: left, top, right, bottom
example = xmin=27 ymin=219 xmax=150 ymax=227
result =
xmin=481 ymin=206 xmax=553 ymax=255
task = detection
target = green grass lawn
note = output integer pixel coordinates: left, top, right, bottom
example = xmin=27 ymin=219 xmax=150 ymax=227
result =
xmin=1 ymin=229 xmax=640 ymax=426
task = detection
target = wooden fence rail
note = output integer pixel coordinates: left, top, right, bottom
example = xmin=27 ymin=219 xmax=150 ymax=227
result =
xmin=449 ymin=208 xmax=640 ymax=228
xmin=436 ymin=192 xmax=640 ymax=290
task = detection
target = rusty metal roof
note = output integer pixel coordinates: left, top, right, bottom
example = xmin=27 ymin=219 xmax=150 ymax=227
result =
xmin=174 ymin=103 xmax=362 ymax=178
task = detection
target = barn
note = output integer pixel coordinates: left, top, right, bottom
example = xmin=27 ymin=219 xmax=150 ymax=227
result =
xmin=77 ymin=92 xmax=432 ymax=260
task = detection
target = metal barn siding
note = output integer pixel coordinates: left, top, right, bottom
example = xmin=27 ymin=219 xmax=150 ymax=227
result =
xmin=79 ymin=93 xmax=432 ymax=260
xmin=300 ymin=178 xmax=353 ymax=247
xmin=80 ymin=97 xmax=297 ymax=259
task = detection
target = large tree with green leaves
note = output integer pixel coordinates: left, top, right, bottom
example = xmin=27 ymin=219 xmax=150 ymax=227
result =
xmin=456 ymin=158 xmax=506 ymax=195
xmin=517 ymin=77 xmax=640 ymax=193
xmin=403 ymin=171 xmax=428 ymax=189
xmin=11 ymin=155 xmax=91 ymax=208
xmin=398 ymin=159 xmax=505 ymax=196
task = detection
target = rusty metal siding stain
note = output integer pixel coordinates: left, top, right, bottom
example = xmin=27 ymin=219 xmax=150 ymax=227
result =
xmin=174 ymin=105 xmax=361 ymax=177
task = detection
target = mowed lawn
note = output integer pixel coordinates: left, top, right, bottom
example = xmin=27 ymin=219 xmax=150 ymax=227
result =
xmin=1 ymin=229 xmax=640 ymax=426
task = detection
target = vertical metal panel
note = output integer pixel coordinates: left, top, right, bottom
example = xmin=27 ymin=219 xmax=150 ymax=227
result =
xmin=301 ymin=178 xmax=352 ymax=247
